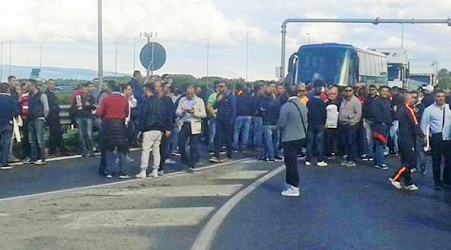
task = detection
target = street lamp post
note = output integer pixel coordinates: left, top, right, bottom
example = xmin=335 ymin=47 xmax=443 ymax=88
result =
xmin=246 ymin=31 xmax=250 ymax=82
xmin=97 ymin=0 xmax=104 ymax=90
xmin=133 ymin=37 xmax=137 ymax=70
xmin=206 ymin=39 xmax=210 ymax=89
xmin=8 ymin=40 xmax=12 ymax=76
xmin=114 ymin=42 xmax=118 ymax=77
xmin=39 ymin=46 xmax=42 ymax=69
xmin=306 ymin=33 xmax=311 ymax=44
xmin=0 ymin=41 xmax=3 ymax=81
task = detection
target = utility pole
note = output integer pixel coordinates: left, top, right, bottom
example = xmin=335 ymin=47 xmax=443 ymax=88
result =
xmin=140 ymin=31 xmax=157 ymax=78
xmin=306 ymin=33 xmax=311 ymax=44
xmin=401 ymin=23 xmax=404 ymax=48
xmin=246 ymin=31 xmax=250 ymax=82
xmin=97 ymin=0 xmax=104 ymax=91
xmin=206 ymin=38 xmax=210 ymax=89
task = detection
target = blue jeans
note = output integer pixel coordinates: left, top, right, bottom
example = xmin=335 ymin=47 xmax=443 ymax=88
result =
xmin=263 ymin=125 xmax=280 ymax=160
xmin=208 ymin=118 xmax=216 ymax=151
xmin=389 ymin=120 xmax=399 ymax=153
xmin=28 ymin=119 xmax=45 ymax=161
xmin=252 ymin=117 xmax=263 ymax=149
xmin=415 ymin=137 xmax=426 ymax=171
xmin=307 ymin=125 xmax=325 ymax=162
xmin=0 ymin=124 xmax=13 ymax=166
xmin=76 ymin=117 xmax=93 ymax=156
xmin=233 ymin=116 xmax=252 ymax=149
xmin=105 ymin=149 xmax=127 ymax=175
xmin=363 ymin=119 xmax=374 ymax=157
xmin=341 ymin=125 xmax=358 ymax=162
xmin=374 ymin=139 xmax=387 ymax=166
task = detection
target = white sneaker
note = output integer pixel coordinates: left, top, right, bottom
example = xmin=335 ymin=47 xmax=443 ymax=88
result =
xmin=136 ymin=170 xmax=147 ymax=179
xmin=317 ymin=161 xmax=328 ymax=167
xmin=158 ymin=170 xmax=164 ymax=176
xmin=150 ymin=170 xmax=159 ymax=178
xmin=305 ymin=161 xmax=311 ymax=166
xmin=281 ymin=185 xmax=300 ymax=197
xmin=389 ymin=177 xmax=402 ymax=189
xmin=165 ymin=159 xmax=176 ymax=164
xmin=405 ymin=184 xmax=419 ymax=191
xmin=126 ymin=156 xmax=134 ymax=163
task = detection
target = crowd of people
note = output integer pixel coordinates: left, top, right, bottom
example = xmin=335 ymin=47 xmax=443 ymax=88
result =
xmin=1 ymin=72 xmax=451 ymax=196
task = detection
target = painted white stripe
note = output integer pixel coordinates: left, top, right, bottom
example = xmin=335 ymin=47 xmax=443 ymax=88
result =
xmin=106 ymin=184 xmax=243 ymax=197
xmin=0 ymin=158 xmax=252 ymax=202
xmin=191 ymin=165 xmax=285 ymax=250
xmin=59 ymin=207 xmax=215 ymax=229
xmin=209 ymin=170 xmax=269 ymax=180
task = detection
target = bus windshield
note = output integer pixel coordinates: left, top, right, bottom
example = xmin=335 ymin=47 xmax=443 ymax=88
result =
xmin=297 ymin=47 xmax=351 ymax=85
xmin=388 ymin=64 xmax=402 ymax=81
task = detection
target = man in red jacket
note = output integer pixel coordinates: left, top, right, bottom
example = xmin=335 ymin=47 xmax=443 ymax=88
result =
xmin=96 ymin=81 xmax=129 ymax=179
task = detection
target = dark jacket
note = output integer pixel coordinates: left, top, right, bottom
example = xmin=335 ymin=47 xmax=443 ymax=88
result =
xmin=236 ymin=93 xmax=255 ymax=117
xmin=422 ymin=94 xmax=434 ymax=108
xmin=214 ymin=91 xmax=237 ymax=124
xmin=139 ymin=96 xmax=165 ymax=132
xmin=253 ymin=95 xmax=265 ymax=117
xmin=413 ymin=102 xmax=425 ymax=122
xmin=45 ymin=89 xmax=60 ymax=118
xmin=160 ymin=96 xmax=176 ymax=132
xmin=129 ymin=77 xmax=145 ymax=119
xmin=307 ymin=97 xmax=326 ymax=127
xmin=28 ymin=91 xmax=48 ymax=121
xmin=363 ymin=95 xmax=377 ymax=120
xmin=372 ymin=97 xmax=392 ymax=138
xmin=261 ymin=95 xmax=280 ymax=126
xmin=0 ymin=94 xmax=19 ymax=126
xmin=72 ymin=92 xmax=96 ymax=118
xmin=399 ymin=104 xmax=423 ymax=142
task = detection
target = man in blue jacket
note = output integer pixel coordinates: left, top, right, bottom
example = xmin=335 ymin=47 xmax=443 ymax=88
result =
xmin=0 ymin=82 xmax=19 ymax=169
xmin=233 ymin=86 xmax=254 ymax=151
xmin=261 ymin=82 xmax=282 ymax=161
xmin=371 ymin=86 xmax=392 ymax=170
xmin=210 ymin=80 xmax=236 ymax=163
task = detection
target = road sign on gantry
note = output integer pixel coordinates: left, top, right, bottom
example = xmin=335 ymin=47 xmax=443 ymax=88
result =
xmin=140 ymin=42 xmax=166 ymax=71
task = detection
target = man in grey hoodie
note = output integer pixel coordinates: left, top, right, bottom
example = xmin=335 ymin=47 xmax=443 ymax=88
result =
xmin=338 ymin=86 xmax=362 ymax=167
xmin=277 ymin=85 xmax=308 ymax=197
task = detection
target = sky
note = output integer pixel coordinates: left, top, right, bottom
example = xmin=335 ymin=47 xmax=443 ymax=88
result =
xmin=0 ymin=0 xmax=451 ymax=81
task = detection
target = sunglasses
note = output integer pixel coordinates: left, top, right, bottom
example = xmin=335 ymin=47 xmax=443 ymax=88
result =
xmin=345 ymin=89 xmax=353 ymax=92
xmin=299 ymin=89 xmax=306 ymax=92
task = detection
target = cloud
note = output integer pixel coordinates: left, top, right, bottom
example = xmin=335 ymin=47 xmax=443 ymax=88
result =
xmin=0 ymin=0 xmax=268 ymax=45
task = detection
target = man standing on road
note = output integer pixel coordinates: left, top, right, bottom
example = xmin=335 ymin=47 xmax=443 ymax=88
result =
xmin=96 ymin=81 xmax=129 ymax=179
xmin=306 ymin=83 xmax=327 ymax=167
xmin=338 ymin=86 xmax=362 ymax=167
xmin=45 ymin=79 xmax=68 ymax=156
xmin=136 ymin=82 xmax=164 ymax=179
xmin=155 ymin=79 xmax=176 ymax=176
xmin=324 ymin=86 xmax=340 ymax=159
xmin=206 ymin=83 xmax=219 ymax=152
xmin=261 ymin=82 xmax=282 ymax=162
xmin=72 ymin=82 xmax=96 ymax=157
xmin=27 ymin=79 xmax=49 ymax=165
xmin=19 ymin=82 xmax=31 ymax=161
xmin=362 ymin=84 xmax=378 ymax=161
xmin=420 ymin=89 xmax=451 ymax=189
xmin=411 ymin=91 xmax=427 ymax=174
xmin=7 ymin=76 xmax=20 ymax=163
xmin=233 ymin=86 xmax=254 ymax=152
xmin=371 ymin=86 xmax=392 ymax=170
xmin=0 ymin=82 xmax=19 ymax=169
xmin=389 ymin=92 xmax=423 ymax=191
xmin=277 ymin=85 xmax=308 ymax=197
xmin=176 ymin=85 xmax=207 ymax=172
xmin=210 ymin=80 xmax=236 ymax=163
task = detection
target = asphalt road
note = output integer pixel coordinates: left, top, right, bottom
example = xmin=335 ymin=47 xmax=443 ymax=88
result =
xmin=213 ymin=156 xmax=451 ymax=250
xmin=0 ymin=147 xmax=253 ymax=199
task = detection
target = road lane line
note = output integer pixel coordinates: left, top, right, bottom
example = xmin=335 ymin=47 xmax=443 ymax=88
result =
xmin=0 ymin=158 xmax=252 ymax=202
xmin=208 ymin=170 xmax=269 ymax=180
xmin=191 ymin=164 xmax=285 ymax=250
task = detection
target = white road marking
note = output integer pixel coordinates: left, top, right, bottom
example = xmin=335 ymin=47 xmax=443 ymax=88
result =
xmin=191 ymin=165 xmax=285 ymax=250
xmin=209 ymin=170 xmax=269 ymax=180
xmin=106 ymin=184 xmax=243 ymax=197
xmin=0 ymin=158 xmax=252 ymax=203
xmin=59 ymin=207 xmax=215 ymax=229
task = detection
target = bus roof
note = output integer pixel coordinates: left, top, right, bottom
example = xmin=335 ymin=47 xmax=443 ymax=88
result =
xmin=298 ymin=43 xmax=386 ymax=57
